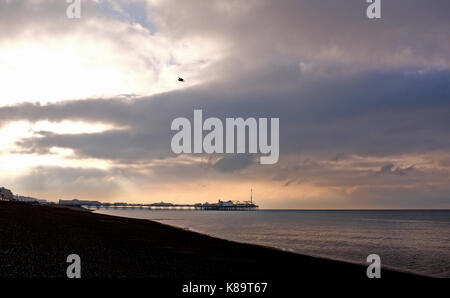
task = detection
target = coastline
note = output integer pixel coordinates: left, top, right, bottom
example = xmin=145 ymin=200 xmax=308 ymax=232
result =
xmin=0 ymin=201 xmax=424 ymax=279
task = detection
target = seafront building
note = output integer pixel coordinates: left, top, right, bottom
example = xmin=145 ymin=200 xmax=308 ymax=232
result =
xmin=0 ymin=187 xmax=14 ymax=201
xmin=0 ymin=186 xmax=48 ymax=204
xmin=15 ymin=195 xmax=48 ymax=204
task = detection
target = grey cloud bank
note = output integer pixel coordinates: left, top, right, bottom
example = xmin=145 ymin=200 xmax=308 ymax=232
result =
xmin=2 ymin=68 xmax=449 ymax=162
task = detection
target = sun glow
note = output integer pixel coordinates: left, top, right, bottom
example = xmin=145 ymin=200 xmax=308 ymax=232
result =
xmin=0 ymin=120 xmax=113 ymax=178
xmin=0 ymin=37 xmax=131 ymax=105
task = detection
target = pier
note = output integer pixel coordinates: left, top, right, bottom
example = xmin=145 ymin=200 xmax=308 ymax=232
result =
xmin=59 ymin=189 xmax=258 ymax=211
xmin=59 ymin=199 xmax=258 ymax=211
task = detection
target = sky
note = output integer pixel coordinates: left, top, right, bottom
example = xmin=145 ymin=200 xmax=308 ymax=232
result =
xmin=0 ymin=0 xmax=450 ymax=208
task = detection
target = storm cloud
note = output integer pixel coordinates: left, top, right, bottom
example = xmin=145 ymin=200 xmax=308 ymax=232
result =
xmin=2 ymin=67 xmax=449 ymax=162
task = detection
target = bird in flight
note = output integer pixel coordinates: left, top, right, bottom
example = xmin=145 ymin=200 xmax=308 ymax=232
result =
xmin=178 ymin=77 xmax=185 ymax=82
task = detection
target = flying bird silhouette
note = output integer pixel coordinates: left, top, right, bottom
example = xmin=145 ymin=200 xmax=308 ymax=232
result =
xmin=178 ymin=77 xmax=185 ymax=82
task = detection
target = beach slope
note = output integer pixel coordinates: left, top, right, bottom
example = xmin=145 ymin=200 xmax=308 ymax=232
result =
xmin=0 ymin=202 xmax=420 ymax=279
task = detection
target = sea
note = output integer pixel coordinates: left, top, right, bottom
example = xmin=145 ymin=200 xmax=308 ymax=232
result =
xmin=93 ymin=209 xmax=450 ymax=278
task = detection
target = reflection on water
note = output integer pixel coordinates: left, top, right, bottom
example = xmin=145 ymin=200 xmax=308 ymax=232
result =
xmin=94 ymin=209 xmax=450 ymax=277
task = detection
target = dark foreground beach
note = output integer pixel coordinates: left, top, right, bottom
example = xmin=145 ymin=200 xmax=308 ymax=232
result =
xmin=0 ymin=201 xmax=421 ymax=281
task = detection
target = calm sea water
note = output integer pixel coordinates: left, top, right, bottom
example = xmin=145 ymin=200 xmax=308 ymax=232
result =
xmin=94 ymin=209 xmax=450 ymax=277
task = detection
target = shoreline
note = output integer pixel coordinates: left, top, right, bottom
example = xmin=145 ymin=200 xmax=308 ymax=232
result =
xmin=93 ymin=208 xmax=433 ymax=279
xmin=0 ymin=201 xmax=425 ymax=279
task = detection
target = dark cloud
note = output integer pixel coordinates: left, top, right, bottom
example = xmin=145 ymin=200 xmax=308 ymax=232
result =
xmin=213 ymin=154 xmax=254 ymax=172
xmin=152 ymin=0 xmax=450 ymax=69
xmin=375 ymin=163 xmax=415 ymax=176
xmin=2 ymin=67 xmax=449 ymax=164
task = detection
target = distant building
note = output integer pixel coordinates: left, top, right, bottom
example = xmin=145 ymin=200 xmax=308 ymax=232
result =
xmin=59 ymin=199 xmax=101 ymax=206
xmin=198 ymin=199 xmax=258 ymax=210
xmin=0 ymin=186 xmax=48 ymax=204
xmin=15 ymin=195 xmax=48 ymax=204
xmin=150 ymin=202 xmax=173 ymax=207
xmin=218 ymin=200 xmax=234 ymax=207
xmin=113 ymin=202 xmax=128 ymax=206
